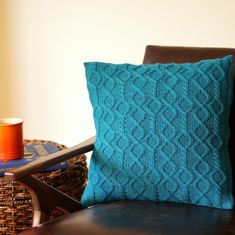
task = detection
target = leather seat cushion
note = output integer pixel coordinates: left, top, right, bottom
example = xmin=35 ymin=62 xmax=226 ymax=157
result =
xmin=20 ymin=201 xmax=235 ymax=235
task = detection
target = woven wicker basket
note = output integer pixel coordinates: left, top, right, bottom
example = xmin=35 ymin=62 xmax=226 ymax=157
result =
xmin=0 ymin=140 xmax=88 ymax=235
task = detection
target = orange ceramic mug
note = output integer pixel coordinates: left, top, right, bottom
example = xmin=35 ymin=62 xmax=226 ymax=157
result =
xmin=0 ymin=118 xmax=24 ymax=160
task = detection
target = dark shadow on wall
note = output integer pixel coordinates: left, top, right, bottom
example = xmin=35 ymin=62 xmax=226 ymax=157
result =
xmin=0 ymin=0 xmax=13 ymax=117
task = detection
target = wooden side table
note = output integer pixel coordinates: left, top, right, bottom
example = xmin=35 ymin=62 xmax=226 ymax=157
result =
xmin=0 ymin=140 xmax=88 ymax=235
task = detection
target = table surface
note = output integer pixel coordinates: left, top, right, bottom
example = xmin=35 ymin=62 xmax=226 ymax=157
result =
xmin=0 ymin=141 xmax=66 ymax=177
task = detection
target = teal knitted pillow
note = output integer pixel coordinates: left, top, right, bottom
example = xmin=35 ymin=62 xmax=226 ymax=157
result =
xmin=81 ymin=56 xmax=234 ymax=209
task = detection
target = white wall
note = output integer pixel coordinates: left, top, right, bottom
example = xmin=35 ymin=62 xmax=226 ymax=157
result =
xmin=1 ymin=0 xmax=235 ymax=146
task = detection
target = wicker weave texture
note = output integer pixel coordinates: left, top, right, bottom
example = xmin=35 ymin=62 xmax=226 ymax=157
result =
xmin=0 ymin=140 xmax=88 ymax=235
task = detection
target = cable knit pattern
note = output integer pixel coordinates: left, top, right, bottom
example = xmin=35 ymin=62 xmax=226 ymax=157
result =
xmin=81 ymin=56 xmax=234 ymax=209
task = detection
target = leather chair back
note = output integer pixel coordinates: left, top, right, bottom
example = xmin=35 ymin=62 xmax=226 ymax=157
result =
xmin=143 ymin=45 xmax=235 ymax=196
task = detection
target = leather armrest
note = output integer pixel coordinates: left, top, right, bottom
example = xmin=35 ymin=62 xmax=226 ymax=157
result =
xmin=5 ymin=136 xmax=95 ymax=180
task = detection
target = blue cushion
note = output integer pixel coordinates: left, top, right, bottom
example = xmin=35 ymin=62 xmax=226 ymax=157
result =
xmin=81 ymin=56 xmax=234 ymax=209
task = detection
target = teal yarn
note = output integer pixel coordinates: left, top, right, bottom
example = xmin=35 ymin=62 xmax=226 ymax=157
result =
xmin=81 ymin=56 xmax=234 ymax=209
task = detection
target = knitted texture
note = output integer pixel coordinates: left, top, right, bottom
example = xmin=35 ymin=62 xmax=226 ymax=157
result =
xmin=81 ymin=56 xmax=234 ymax=209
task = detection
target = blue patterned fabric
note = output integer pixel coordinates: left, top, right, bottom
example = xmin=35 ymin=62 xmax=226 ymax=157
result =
xmin=81 ymin=56 xmax=234 ymax=209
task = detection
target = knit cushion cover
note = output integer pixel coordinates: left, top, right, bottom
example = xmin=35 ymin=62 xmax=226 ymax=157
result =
xmin=81 ymin=56 xmax=234 ymax=209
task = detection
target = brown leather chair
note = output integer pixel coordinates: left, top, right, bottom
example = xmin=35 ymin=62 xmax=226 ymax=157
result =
xmin=5 ymin=45 xmax=235 ymax=235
